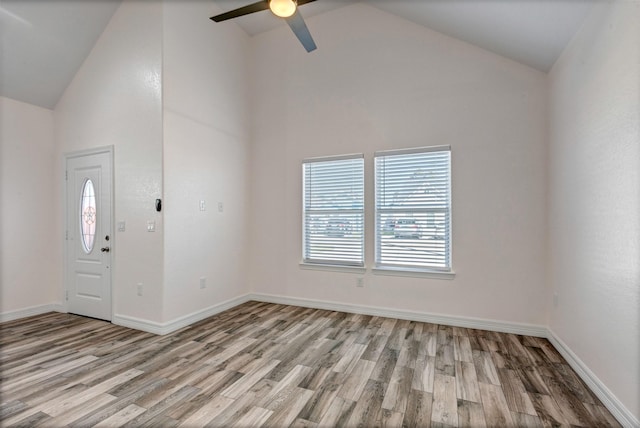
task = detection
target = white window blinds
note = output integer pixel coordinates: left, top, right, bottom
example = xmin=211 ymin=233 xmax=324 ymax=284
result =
xmin=303 ymin=155 xmax=364 ymax=266
xmin=375 ymin=146 xmax=452 ymax=271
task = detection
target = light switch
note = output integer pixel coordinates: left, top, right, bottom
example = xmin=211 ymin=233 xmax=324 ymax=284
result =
xmin=200 ymin=200 xmax=206 ymax=211
xmin=147 ymin=220 xmax=155 ymax=232
xmin=118 ymin=221 xmax=126 ymax=232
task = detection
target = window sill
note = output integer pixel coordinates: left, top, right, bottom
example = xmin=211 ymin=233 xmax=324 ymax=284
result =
xmin=299 ymin=262 xmax=366 ymax=274
xmin=372 ymin=267 xmax=455 ymax=280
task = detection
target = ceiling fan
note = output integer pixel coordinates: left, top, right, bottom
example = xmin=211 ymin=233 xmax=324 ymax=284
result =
xmin=210 ymin=0 xmax=317 ymax=52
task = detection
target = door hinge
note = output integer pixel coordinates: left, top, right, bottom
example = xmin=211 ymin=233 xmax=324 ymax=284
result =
xmin=65 ymin=230 xmax=69 ymax=240
xmin=65 ymin=291 xmax=69 ymax=301
xmin=65 ymin=170 xmax=68 ymax=180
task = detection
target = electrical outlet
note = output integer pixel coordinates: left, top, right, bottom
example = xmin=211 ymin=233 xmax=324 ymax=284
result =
xmin=137 ymin=283 xmax=143 ymax=296
xmin=356 ymin=277 xmax=364 ymax=288
xmin=200 ymin=277 xmax=206 ymax=289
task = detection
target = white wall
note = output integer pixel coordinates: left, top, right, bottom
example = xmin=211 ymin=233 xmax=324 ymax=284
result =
xmin=548 ymin=1 xmax=639 ymax=421
xmin=248 ymin=4 xmax=548 ymax=325
xmin=162 ymin=1 xmax=251 ymax=322
xmin=0 ymin=97 xmax=59 ymax=314
xmin=54 ymin=0 xmax=164 ymax=323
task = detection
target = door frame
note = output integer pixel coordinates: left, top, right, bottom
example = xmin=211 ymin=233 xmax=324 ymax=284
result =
xmin=63 ymin=145 xmax=115 ymax=319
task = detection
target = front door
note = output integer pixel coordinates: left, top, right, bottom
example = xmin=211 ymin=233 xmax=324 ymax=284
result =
xmin=65 ymin=147 xmax=113 ymax=321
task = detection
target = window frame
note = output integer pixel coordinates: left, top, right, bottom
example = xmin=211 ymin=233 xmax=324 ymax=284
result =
xmin=301 ymin=153 xmax=365 ymax=269
xmin=373 ymin=145 xmax=454 ymax=277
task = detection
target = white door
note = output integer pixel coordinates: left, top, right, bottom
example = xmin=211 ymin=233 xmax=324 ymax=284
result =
xmin=65 ymin=148 xmax=113 ymax=321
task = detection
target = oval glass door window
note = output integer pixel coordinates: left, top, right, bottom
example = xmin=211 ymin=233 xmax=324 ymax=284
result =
xmin=80 ymin=179 xmax=97 ymax=253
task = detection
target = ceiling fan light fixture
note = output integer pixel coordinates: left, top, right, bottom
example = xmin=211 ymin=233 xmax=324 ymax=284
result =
xmin=269 ymin=0 xmax=297 ymax=18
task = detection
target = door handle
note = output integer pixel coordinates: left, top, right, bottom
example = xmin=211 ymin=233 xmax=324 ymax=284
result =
xmin=101 ymin=247 xmax=110 ymax=253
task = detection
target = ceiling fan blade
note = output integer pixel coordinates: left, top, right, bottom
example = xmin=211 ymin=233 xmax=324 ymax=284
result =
xmin=210 ymin=1 xmax=269 ymax=22
xmin=285 ymin=10 xmax=317 ymax=52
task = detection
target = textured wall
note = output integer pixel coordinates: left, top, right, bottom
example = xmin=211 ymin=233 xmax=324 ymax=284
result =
xmin=162 ymin=1 xmax=252 ymax=322
xmin=0 ymin=97 xmax=59 ymax=314
xmin=54 ymin=1 xmax=164 ymax=322
xmin=548 ymin=1 xmax=640 ymax=420
xmin=248 ymin=4 xmax=549 ymax=325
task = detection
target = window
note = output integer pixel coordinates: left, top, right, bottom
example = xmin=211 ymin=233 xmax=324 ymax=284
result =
xmin=375 ymin=146 xmax=452 ymax=272
xmin=80 ymin=178 xmax=97 ymax=254
xmin=302 ymin=155 xmax=364 ymax=267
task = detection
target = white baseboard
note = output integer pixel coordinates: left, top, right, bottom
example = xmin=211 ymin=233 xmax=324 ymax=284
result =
xmin=0 ymin=303 xmax=65 ymax=323
xmin=112 ymin=293 xmax=251 ymax=335
xmin=248 ymin=293 xmax=548 ymax=337
xmin=547 ymin=329 xmax=639 ymax=428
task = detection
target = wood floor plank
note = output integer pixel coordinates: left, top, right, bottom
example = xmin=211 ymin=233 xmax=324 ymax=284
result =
xmin=543 ymin=375 xmax=594 ymax=426
xmin=203 ymin=337 xmax=258 ymax=366
xmin=0 ymin=354 xmax=98 ymax=392
xmin=582 ymin=402 xmax=623 ymax=427
xmin=297 ymin=371 xmax=345 ymax=423
xmin=2 ymin=384 xmax=90 ymax=426
xmin=431 ymin=374 xmax=458 ymax=426
xmin=361 ymin=334 xmax=389 ymax=362
xmin=38 ymin=369 xmax=139 ymax=417
xmin=230 ymin=406 xmax=273 ymax=428
xmin=528 ymin=392 xmax=569 ymax=427
xmin=412 ymin=355 xmax=435 ymax=393
xmin=435 ymin=330 xmax=455 ymax=377
xmin=258 ymin=364 xmax=310 ymax=406
xmin=123 ymin=385 xmax=200 ymax=428
xmin=381 ymin=364 xmax=412 ymax=413
xmin=397 ymin=338 xmax=419 ymax=369
xmin=0 ymin=303 xmax=619 ymax=428
xmin=337 ymin=358 xmax=376 ymax=401
xmin=478 ymin=382 xmax=515 ymax=427
xmin=332 ymin=343 xmax=367 ymax=374
xmin=208 ymin=378 xmax=275 ymax=427
xmin=40 ymin=393 xmax=117 ymax=427
xmin=221 ymin=359 xmax=281 ymax=399
xmin=69 ymin=377 xmax=170 ymax=427
xmin=195 ymin=369 xmax=243 ymax=395
xmin=511 ymin=411 xmax=544 ymax=428
xmin=93 ymin=404 xmax=147 ymax=428
xmin=15 ymin=380 xmax=88 ymax=408
xmin=6 ymin=410 xmax=51 ymax=427
xmin=262 ymin=387 xmax=313 ymax=427
xmin=473 ymin=350 xmax=501 ymax=386
xmin=551 ymin=362 xmax=598 ymax=405
xmin=380 ymin=408 xmax=404 ymax=427
xmin=0 ymin=400 xmax=27 ymax=419
xmin=496 ymin=368 xmax=537 ymax=416
xmin=454 ymin=361 xmax=481 ymax=403
xmin=515 ymin=365 xmax=550 ymax=395
xmin=457 ymin=399 xmax=486 ymax=427
xmin=403 ymin=390 xmax=433 ymax=428
xmin=176 ymin=395 xmax=235 ymax=427
xmin=370 ymin=346 xmax=399 ymax=384
xmin=290 ymin=417 xmax=318 ymax=428
xmin=316 ymin=396 xmax=355 ymax=427
xmin=345 ymin=379 xmax=386 ymax=427
xmin=453 ymin=336 xmax=473 ymax=363
xmin=420 ymin=331 xmax=438 ymax=359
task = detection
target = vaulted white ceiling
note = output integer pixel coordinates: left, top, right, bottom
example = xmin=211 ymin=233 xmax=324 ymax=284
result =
xmin=0 ymin=0 xmax=121 ymax=109
xmin=0 ymin=0 xmax=595 ymax=110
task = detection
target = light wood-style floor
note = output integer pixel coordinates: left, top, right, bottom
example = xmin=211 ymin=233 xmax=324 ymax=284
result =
xmin=0 ymin=301 xmax=620 ymax=427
